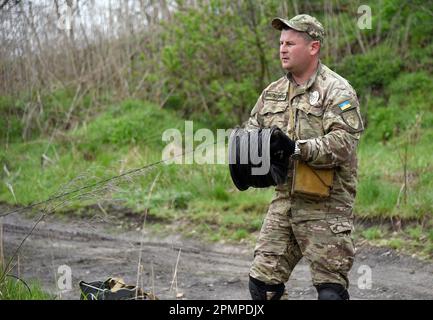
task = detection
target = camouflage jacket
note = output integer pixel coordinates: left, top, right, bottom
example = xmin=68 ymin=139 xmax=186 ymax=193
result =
xmin=245 ymin=62 xmax=364 ymax=219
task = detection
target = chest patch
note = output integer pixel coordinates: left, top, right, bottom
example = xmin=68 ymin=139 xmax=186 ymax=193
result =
xmin=309 ymin=91 xmax=320 ymax=105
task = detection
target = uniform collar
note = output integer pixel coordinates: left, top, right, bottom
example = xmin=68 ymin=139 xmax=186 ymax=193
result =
xmin=286 ymin=61 xmax=322 ymax=91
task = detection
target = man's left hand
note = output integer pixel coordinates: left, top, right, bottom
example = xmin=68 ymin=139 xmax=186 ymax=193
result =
xmin=270 ymin=129 xmax=296 ymax=161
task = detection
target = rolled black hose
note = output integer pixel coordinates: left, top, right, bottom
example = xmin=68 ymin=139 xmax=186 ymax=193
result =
xmin=228 ymin=126 xmax=289 ymax=191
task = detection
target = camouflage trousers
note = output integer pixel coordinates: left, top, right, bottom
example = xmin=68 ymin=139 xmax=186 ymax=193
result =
xmin=249 ymin=188 xmax=355 ymax=297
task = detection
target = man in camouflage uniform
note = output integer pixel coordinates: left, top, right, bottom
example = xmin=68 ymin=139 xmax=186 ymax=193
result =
xmin=244 ymin=14 xmax=364 ymax=300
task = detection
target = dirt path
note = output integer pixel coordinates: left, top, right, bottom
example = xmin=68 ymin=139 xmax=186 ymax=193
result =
xmin=2 ymin=207 xmax=433 ymax=300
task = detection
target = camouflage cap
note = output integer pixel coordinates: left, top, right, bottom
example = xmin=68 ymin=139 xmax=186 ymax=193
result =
xmin=272 ymin=14 xmax=325 ymax=42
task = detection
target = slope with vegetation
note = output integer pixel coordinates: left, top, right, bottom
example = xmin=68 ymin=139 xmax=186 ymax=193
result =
xmin=1 ymin=2 xmax=433 ymax=296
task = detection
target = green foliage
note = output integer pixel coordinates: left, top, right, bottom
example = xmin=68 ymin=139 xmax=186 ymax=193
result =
xmin=363 ymin=72 xmax=433 ymax=142
xmin=0 ymin=96 xmax=24 ymax=143
xmin=380 ymin=0 xmax=433 ymax=48
xmin=338 ymin=44 xmax=402 ymax=95
xmin=158 ymin=2 xmax=277 ymax=126
xmin=387 ymin=72 xmax=433 ymax=122
xmin=406 ymin=42 xmax=433 ymax=72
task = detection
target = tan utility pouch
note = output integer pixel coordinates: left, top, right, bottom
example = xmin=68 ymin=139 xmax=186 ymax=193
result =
xmin=291 ymin=161 xmax=334 ymax=198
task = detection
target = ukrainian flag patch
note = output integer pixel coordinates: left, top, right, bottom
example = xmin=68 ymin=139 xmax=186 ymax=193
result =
xmin=338 ymin=100 xmax=352 ymax=111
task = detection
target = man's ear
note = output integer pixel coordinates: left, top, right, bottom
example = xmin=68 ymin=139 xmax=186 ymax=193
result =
xmin=310 ymin=41 xmax=321 ymax=55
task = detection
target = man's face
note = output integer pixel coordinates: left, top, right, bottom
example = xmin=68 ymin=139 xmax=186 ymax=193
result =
xmin=279 ymin=29 xmax=316 ymax=73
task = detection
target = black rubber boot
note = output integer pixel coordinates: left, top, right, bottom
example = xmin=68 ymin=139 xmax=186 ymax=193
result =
xmin=315 ymin=283 xmax=350 ymax=300
xmin=249 ymin=276 xmax=285 ymax=300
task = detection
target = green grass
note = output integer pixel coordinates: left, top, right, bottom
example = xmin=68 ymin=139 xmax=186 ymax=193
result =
xmin=361 ymin=227 xmax=383 ymax=240
xmin=358 ymin=223 xmax=433 ymax=261
xmin=0 ymin=274 xmax=53 ymax=300
xmin=388 ymin=238 xmax=404 ymax=250
xmin=355 ymin=127 xmax=433 ymax=220
xmin=407 ymin=226 xmax=423 ymax=241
